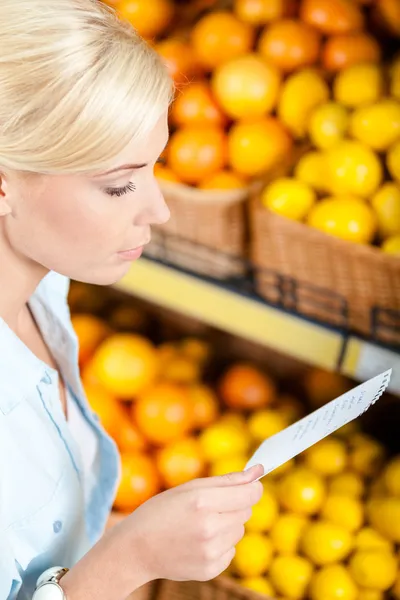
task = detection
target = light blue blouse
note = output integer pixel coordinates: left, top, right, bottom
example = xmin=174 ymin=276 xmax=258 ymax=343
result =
xmin=0 ymin=272 xmax=121 ymax=599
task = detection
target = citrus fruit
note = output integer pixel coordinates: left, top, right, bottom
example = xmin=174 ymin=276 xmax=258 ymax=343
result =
xmin=300 ymin=0 xmax=364 ymax=34
xmin=270 ymin=555 xmax=314 ymax=599
xmin=116 ymin=417 xmax=147 ymax=452
xmin=322 ymin=34 xmax=381 ymax=72
xmin=162 ymin=355 xmax=200 ymax=384
xmin=199 ymin=170 xmax=246 ymax=190
xmin=301 ymin=520 xmax=354 ymax=565
xmin=191 ymin=11 xmax=254 ymax=70
xmin=383 ymin=456 xmax=400 ymax=496
xmin=304 ymin=438 xmax=348 ymax=476
xmin=233 ymin=533 xmax=274 ymax=577
xmin=371 ymin=183 xmax=400 ymax=239
xmin=246 ymin=488 xmax=279 ymax=532
xmin=84 ymin=384 xmax=125 ymax=440
xmin=188 ymin=384 xmax=219 ymax=429
xmin=170 ymin=82 xmax=227 ymax=129
xmin=268 ymin=458 xmax=294 ymax=478
xmin=368 ymin=497 xmax=400 ymax=542
xmin=349 ymin=437 xmax=385 ymax=477
xmin=308 ymin=196 xmax=377 ymax=244
xmin=212 ymin=53 xmax=281 ymax=120
xmin=234 ymin=0 xmax=288 ymax=24
xmin=276 ymin=394 xmax=304 ymax=423
xmin=303 ymin=369 xmax=352 ymax=408
xmin=334 ymin=63 xmax=383 ymax=107
xmin=278 ymin=68 xmax=329 ymax=138
xmin=325 ymin=140 xmax=382 ymax=198
xmin=373 ymin=0 xmax=400 ymax=37
xmin=310 ymin=564 xmax=358 ymax=600
xmin=71 ymin=314 xmax=111 ymax=366
xmin=382 ymin=234 xmax=400 ymax=254
xmin=350 ymin=99 xmax=400 ymax=151
xmin=220 ymin=412 xmax=248 ymax=431
xmin=219 ymin=363 xmax=276 ymax=410
xmin=354 ymin=527 xmax=393 ymax=552
xmin=294 ymin=151 xmax=328 ymax=193
xmin=270 ymin=514 xmax=309 ymax=555
xmin=118 ymin=0 xmax=174 ymax=39
xmin=390 ymin=54 xmax=400 ymax=100
xmin=228 ymin=117 xmax=292 ymax=178
xmin=91 ymin=334 xmax=158 ymax=398
xmin=278 ymin=467 xmax=326 ymax=515
xmin=308 ymin=102 xmax=349 ymax=149
xmin=321 ymin=494 xmax=364 ymax=532
xmin=155 ymin=39 xmax=200 ymax=87
xmin=134 ymin=382 xmax=193 ymax=445
xmin=156 ymin=436 xmax=205 ymax=488
xmin=241 ymin=577 xmax=275 ymax=596
xmin=387 ymin=140 xmax=400 ymax=181
xmin=357 ymin=590 xmax=384 ymax=600
xmin=114 ymin=451 xmax=161 ymax=512
xmin=261 ymin=177 xmax=316 ymax=221
xmin=392 ymin=573 xmax=400 ymax=600
xmin=179 ymin=338 xmax=210 ymax=363
xmin=199 ymin=421 xmax=250 ymax=462
xmin=168 ymin=125 xmax=227 ymax=185
xmin=154 ymin=163 xmax=180 ymax=183
xmin=248 ymin=409 xmax=289 ymax=443
xmin=329 ymin=471 xmax=365 ymax=498
xmin=258 ymin=19 xmax=321 ymax=72
xmin=349 ymin=550 xmax=397 ymax=590
xmin=209 ymin=454 xmax=247 ymax=477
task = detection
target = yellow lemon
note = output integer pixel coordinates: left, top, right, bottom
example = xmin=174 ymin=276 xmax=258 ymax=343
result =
xmin=233 ymin=532 xmax=274 ymax=577
xmin=199 ymin=422 xmax=250 ymax=462
xmin=261 ymin=177 xmax=316 ymax=221
xmin=335 ymin=421 xmax=360 ymax=439
xmin=321 ymin=494 xmax=364 ymax=532
xmin=220 ymin=412 xmax=248 ymax=431
xmin=367 ymin=497 xmax=400 ymax=542
xmin=371 ymin=182 xmax=400 ymax=239
xmin=267 ymin=459 xmax=294 ymax=478
xmin=248 ymin=409 xmax=289 ymax=443
xmin=382 ymin=234 xmax=400 ymax=254
xmin=209 ymin=454 xmax=248 ymax=477
xmin=304 ymin=438 xmax=348 ymax=476
xmin=357 ymin=590 xmax=384 ymax=600
xmin=308 ymin=102 xmax=349 ymax=150
xmin=270 ymin=514 xmax=308 ymax=555
xmin=392 ymin=572 xmax=400 ymax=600
xmin=278 ymin=68 xmax=330 ymax=138
xmin=325 ymin=140 xmax=382 ymax=198
xmin=390 ymin=54 xmax=400 ymax=101
xmin=383 ymin=456 xmax=400 ymax=496
xmin=294 ymin=151 xmax=328 ymax=193
xmin=278 ymin=467 xmax=326 ymax=515
xmin=350 ymin=99 xmax=400 ymax=151
xmin=246 ymin=489 xmax=279 ymax=533
xmin=349 ymin=437 xmax=385 ymax=477
xmin=241 ymin=577 xmax=275 ymax=596
xmin=301 ymin=520 xmax=354 ymax=565
xmin=308 ymin=196 xmax=377 ymax=244
xmin=349 ymin=550 xmax=397 ymax=590
xmin=355 ymin=527 xmax=393 ymax=552
xmin=270 ymin=555 xmax=313 ymax=599
xmin=276 ymin=394 xmax=304 ymax=424
xmin=310 ymin=565 xmax=357 ymax=600
xmin=329 ymin=471 xmax=365 ymax=498
xmin=334 ymin=63 xmax=384 ymax=108
xmin=387 ymin=139 xmax=400 ymax=182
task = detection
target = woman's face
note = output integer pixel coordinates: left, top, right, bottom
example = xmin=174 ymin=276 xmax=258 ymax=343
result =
xmin=0 ymin=111 xmax=170 ymax=285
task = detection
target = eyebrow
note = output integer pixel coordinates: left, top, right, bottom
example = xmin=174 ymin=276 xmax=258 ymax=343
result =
xmin=98 ymin=163 xmax=148 ymax=176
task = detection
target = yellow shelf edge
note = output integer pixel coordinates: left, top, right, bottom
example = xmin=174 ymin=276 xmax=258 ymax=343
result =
xmin=115 ymin=259 xmax=343 ymax=371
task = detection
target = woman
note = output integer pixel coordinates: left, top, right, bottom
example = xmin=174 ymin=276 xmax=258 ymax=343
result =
xmin=0 ymin=1 xmax=263 ymax=598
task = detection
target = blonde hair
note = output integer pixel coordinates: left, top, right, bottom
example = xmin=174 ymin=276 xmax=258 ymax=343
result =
xmin=0 ymin=0 xmax=173 ymax=174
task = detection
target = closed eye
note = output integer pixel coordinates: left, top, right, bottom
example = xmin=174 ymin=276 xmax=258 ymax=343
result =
xmin=104 ymin=182 xmax=136 ymax=197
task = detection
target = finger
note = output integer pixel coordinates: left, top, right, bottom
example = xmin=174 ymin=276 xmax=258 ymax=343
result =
xmin=215 ymin=524 xmax=246 ymax=555
xmin=198 ymin=481 xmax=263 ymax=513
xmin=217 ymin=508 xmax=253 ymax=532
xmin=214 ymin=547 xmax=236 ymax=577
xmin=190 ymin=464 xmax=264 ymax=489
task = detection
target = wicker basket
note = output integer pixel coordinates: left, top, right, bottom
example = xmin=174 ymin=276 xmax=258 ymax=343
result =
xmin=250 ymin=196 xmax=400 ymax=344
xmin=146 ymin=180 xmax=249 ymax=279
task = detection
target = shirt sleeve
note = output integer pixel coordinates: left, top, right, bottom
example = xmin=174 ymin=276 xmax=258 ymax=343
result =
xmin=0 ymin=534 xmax=22 ymax=599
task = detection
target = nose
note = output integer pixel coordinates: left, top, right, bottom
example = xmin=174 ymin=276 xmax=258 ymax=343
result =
xmin=136 ymin=180 xmax=170 ymax=227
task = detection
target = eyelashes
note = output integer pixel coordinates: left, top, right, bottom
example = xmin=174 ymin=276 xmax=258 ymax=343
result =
xmin=104 ymin=181 xmax=136 ymax=197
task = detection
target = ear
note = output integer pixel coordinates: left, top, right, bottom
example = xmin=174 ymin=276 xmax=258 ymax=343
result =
xmin=0 ymin=173 xmax=12 ymax=217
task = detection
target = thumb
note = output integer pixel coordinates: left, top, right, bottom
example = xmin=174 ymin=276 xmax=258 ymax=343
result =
xmin=215 ymin=464 xmax=264 ymax=487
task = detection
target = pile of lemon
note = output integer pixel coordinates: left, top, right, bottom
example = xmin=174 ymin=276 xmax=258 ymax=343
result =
xmin=225 ymin=424 xmax=400 ymax=600
xmin=261 ymin=60 xmax=400 ymax=256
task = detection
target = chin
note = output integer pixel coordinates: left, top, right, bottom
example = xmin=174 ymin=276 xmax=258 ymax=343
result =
xmin=73 ymin=261 xmax=132 ymax=287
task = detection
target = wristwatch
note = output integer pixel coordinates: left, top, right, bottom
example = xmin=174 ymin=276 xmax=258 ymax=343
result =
xmin=32 ymin=567 xmax=69 ymax=600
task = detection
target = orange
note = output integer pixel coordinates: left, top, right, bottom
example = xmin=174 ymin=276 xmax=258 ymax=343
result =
xmin=84 ymin=384 xmax=126 ymax=440
xmin=170 ymin=81 xmax=227 ymax=128
xmin=134 ymin=382 xmax=193 ymax=445
xmin=234 ymin=0 xmax=291 ymax=24
xmin=259 ymin=19 xmax=321 ymax=72
xmin=117 ymin=0 xmax=174 ymax=39
xmin=373 ymin=0 xmax=400 ymax=37
xmin=188 ymin=384 xmax=220 ymax=429
xmin=113 ymin=451 xmax=160 ymax=512
xmin=179 ymin=337 xmax=210 ymax=364
xmin=162 ymin=355 xmax=201 ymax=384
xmin=219 ymin=363 xmax=276 ymax=410
xmin=109 ymin=304 xmax=147 ymax=332
xmin=199 ymin=170 xmax=246 ymax=190
xmin=212 ymin=53 xmax=281 ymax=120
xmin=228 ymin=117 xmax=292 ymax=178
xmin=116 ymin=417 xmax=147 ymax=452
xmin=322 ymin=34 xmax=381 ymax=71
xmin=155 ymin=39 xmax=200 ymax=87
xmin=71 ymin=314 xmax=111 ymax=366
xmin=154 ymin=163 xmax=180 ymax=183
xmin=191 ymin=11 xmax=254 ymax=71
xmin=303 ymin=369 xmax=352 ymax=408
xmin=167 ymin=125 xmax=227 ymax=185
xmin=300 ymin=0 xmax=364 ymax=35
xmin=91 ymin=333 xmax=158 ymax=399
xmin=156 ymin=436 xmax=205 ymax=488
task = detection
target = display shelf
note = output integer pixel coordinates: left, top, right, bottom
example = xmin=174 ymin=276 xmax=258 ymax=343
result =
xmin=115 ymin=257 xmax=400 ymax=395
